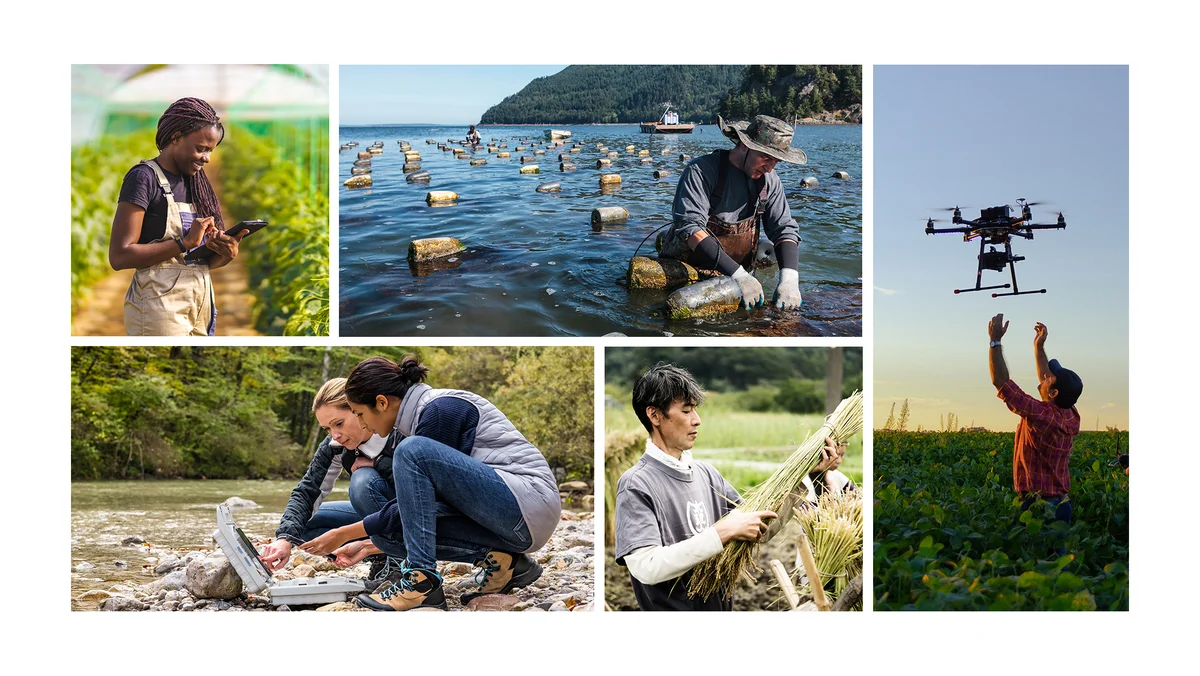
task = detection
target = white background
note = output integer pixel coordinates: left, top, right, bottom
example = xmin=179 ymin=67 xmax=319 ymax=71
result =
xmin=3 ymin=0 xmax=1193 ymax=672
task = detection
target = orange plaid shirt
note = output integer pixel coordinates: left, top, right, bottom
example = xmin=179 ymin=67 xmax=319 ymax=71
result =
xmin=997 ymin=380 xmax=1080 ymax=497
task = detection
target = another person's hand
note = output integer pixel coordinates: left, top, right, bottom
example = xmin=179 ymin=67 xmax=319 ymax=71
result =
xmin=259 ymin=539 xmax=293 ymax=571
xmin=332 ymin=541 xmax=372 ymax=568
xmin=299 ymin=529 xmax=347 ymax=557
xmin=182 ymin=216 xmax=214 ymax=249
xmin=204 ymin=228 xmax=247 ymax=259
xmin=715 ymin=509 xmax=778 ymax=544
xmin=810 ymin=436 xmax=847 ymax=474
xmin=1034 ymin=322 xmax=1048 ymax=348
xmin=772 ymin=268 xmax=802 ymax=310
xmin=988 ymin=313 xmax=1009 ymax=342
xmin=350 ymin=455 xmax=375 ymax=473
xmin=731 ymin=268 xmax=765 ymax=308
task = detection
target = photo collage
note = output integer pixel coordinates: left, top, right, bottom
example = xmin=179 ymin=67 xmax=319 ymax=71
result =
xmin=68 ymin=63 xmax=1128 ymax=622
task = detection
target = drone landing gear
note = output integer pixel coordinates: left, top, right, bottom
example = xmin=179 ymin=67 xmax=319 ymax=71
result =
xmin=952 ymin=239 xmax=1047 ymax=298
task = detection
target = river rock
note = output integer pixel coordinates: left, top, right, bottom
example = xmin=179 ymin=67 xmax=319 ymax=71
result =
xmin=72 ymin=562 xmax=94 ymax=572
xmin=154 ymin=554 xmax=184 ymax=575
xmin=78 ymin=589 xmax=112 ymax=603
xmin=100 ymin=596 xmax=146 ymax=612
xmin=184 ymin=555 xmax=243 ymax=600
xmin=316 ymin=601 xmax=370 ymax=612
xmin=293 ymin=564 xmax=316 ymax=578
xmin=145 ymin=569 xmax=187 ymax=593
xmin=121 ymin=536 xmax=145 ymax=546
xmin=442 ymin=562 xmax=475 ymax=576
xmin=549 ymin=601 xmax=570 ymax=611
xmin=559 ymin=481 xmax=588 ymax=492
xmin=465 ymin=594 xmax=523 ymax=612
xmin=562 ymin=534 xmax=593 ymax=548
xmin=290 ymin=549 xmax=338 ymax=572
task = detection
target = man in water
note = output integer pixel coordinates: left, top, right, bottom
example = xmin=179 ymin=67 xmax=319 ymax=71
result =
xmin=614 ymin=363 xmax=847 ymax=610
xmin=658 ymin=114 xmax=807 ymax=311
xmin=988 ymin=314 xmax=1083 ymax=525
xmin=466 ymin=125 xmax=481 ymax=145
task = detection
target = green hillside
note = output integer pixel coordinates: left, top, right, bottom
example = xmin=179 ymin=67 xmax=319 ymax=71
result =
xmin=719 ymin=65 xmax=862 ymax=123
xmin=479 ymin=65 xmax=747 ymax=124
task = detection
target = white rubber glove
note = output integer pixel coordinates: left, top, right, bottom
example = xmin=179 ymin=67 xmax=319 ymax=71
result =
xmin=773 ymin=268 xmax=802 ymax=310
xmin=731 ymin=267 xmax=765 ymax=308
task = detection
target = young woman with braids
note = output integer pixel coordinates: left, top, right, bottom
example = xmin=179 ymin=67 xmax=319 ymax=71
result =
xmin=109 ymin=97 xmax=248 ymax=336
xmin=256 ymin=378 xmax=397 ymax=584
xmin=299 ymin=355 xmax=561 ymax=611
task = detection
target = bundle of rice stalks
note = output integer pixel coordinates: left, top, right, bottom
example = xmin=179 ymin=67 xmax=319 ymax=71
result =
xmin=605 ymin=431 xmax=646 ymax=547
xmin=687 ymin=391 xmax=863 ymax=600
xmin=792 ymin=489 xmax=864 ymax=599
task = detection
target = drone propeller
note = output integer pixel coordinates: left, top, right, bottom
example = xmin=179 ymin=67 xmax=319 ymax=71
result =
xmin=932 ymin=206 xmax=965 ymax=212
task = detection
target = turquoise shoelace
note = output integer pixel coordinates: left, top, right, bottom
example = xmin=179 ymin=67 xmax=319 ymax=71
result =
xmin=473 ymin=553 xmax=502 ymax=587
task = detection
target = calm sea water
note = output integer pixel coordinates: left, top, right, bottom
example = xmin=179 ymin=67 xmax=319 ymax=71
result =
xmin=339 ymin=124 xmax=861 ymax=337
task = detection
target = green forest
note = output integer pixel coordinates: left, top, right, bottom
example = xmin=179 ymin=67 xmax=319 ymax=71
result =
xmin=479 ymin=65 xmax=746 ymax=124
xmin=478 ymin=65 xmax=862 ymax=125
xmin=605 ymin=347 xmax=862 ymax=415
xmin=71 ymin=346 xmax=593 ymax=481
xmin=718 ymin=65 xmax=862 ymax=122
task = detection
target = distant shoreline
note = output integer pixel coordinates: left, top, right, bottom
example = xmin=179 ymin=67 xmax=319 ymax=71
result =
xmin=340 ymin=121 xmax=861 ymax=128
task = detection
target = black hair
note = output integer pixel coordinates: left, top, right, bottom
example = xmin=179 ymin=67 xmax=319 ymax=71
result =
xmin=156 ymin=97 xmax=226 ymax=229
xmin=632 ymin=363 xmax=706 ymax=434
xmin=345 ymin=355 xmax=429 ymax=408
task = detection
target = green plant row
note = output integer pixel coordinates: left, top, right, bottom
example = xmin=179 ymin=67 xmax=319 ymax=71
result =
xmin=217 ymin=123 xmax=330 ymax=335
xmin=71 ymin=133 xmax=158 ymax=307
xmin=873 ymin=430 xmax=1129 ymax=611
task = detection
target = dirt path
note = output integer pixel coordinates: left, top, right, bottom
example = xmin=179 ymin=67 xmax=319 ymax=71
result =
xmin=72 ymin=159 xmax=260 ymax=337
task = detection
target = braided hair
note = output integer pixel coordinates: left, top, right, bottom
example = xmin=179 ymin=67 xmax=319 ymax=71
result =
xmin=155 ymin=97 xmax=225 ymax=229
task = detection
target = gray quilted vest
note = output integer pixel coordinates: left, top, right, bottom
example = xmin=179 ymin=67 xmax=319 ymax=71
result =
xmin=394 ymin=383 xmax=561 ymax=551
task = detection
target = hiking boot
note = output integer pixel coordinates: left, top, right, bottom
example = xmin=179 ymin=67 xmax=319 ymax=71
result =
xmin=356 ymin=563 xmax=446 ymax=611
xmin=460 ymin=551 xmax=543 ymax=605
xmin=362 ymin=555 xmax=400 ymax=594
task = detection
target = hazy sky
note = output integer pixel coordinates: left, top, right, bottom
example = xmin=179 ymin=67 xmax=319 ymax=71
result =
xmin=874 ymin=66 xmax=1129 ymax=432
xmin=340 ymin=65 xmax=567 ymax=126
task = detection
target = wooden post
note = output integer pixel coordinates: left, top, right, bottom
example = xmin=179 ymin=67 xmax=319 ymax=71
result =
xmin=826 ymin=346 xmax=843 ymax=415
xmin=770 ymin=559 xmax=800 ymax=610
xmin=796 ymin=527 xmax=830 ymax=611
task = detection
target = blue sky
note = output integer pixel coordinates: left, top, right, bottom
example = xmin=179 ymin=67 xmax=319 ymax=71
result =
xmin=340 ymin=65 xmax=567 ymax=125
xmin=874 ymin=66 xmax=1128 ymax=432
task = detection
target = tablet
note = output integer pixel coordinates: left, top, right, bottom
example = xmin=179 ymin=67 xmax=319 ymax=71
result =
xmin=184 ymin=220 xmax=269 ymax=262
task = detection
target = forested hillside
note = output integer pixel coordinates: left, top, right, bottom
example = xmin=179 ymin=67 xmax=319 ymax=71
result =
xmin=71 ymin=346 xmax=593 ymax=480
xmin=719 ymin=65 xmax=862 ymax=123
xmin=479 ymin=65 xmax=746 ymax=124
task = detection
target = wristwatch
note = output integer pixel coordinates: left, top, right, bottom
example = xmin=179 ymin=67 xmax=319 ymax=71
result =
xmin=174 ymin=237 xmax=186 ymax=253
xmin=989 ymin=340 xmax=1002 ymax=348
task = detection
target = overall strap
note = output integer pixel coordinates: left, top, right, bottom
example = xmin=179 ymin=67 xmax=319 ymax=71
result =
xmin=140 ymin=159 xmax=176 ymax=206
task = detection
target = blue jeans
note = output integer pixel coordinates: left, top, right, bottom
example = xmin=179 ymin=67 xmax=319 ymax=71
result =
xmin=300 ymin=468 xmax=395 ymax=541
xmin=370 ymin=436 xmax=531 ymax=569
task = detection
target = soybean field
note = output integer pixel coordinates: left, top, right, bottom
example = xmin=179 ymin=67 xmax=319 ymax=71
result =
xmin=339 ymin=124 xmax=861 ymax=337
xmin=874 ymin=430 xmax=1129 ymax=611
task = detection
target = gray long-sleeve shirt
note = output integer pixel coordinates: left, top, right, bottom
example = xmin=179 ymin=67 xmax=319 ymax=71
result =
xmin=670 ymin=151 xmax=800 ymax=246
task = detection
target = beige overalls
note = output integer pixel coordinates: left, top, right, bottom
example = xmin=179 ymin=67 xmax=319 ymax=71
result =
xmin=123 ymin=159 xmax=216 ymax=336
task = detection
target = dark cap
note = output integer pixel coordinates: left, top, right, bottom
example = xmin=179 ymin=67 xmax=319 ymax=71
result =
xmin=1048 ymin=359 xmax=1083 ymax=408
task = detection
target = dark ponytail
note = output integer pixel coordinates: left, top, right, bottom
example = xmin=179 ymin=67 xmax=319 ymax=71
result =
xmin=345 ymin=355 xmax=429 ymax=407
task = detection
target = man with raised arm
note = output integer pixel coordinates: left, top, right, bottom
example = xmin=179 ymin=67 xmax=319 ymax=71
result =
xmin=988 ymin=313 xmax=1084 ymax=524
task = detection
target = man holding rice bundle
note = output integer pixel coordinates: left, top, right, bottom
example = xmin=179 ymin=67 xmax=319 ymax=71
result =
xmin=658 ymin=114 xmax=807 ymax=311
xmin=615 ymin=364 xmax=846 ymax=611
xmin=988 ymin=314 xmax=1083 ymax=525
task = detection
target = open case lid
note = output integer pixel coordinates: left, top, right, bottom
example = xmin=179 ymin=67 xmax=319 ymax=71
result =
xmin=212 ymin=504 xmax=272 ymax=594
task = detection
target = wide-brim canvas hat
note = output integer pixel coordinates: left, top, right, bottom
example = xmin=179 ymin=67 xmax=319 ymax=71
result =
xmin=719 ymin=114 xmax=807 ymax=165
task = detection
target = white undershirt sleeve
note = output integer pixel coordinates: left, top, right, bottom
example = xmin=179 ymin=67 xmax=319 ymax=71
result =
xmin=623 ymin=526 xmax=724 ymax=586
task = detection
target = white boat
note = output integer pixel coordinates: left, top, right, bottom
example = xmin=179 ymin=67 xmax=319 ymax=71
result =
xmin=545 ymin=129 xmax=572 ymax=139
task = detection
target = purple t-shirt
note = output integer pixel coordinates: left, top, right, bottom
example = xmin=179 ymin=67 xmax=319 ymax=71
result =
xmin=118 ymin=163 xmax=192 ymax=244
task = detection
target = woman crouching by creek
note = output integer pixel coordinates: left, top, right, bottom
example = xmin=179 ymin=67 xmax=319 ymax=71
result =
xmin=299 ymin=355 xmax=561 ymax=611
xmin=258 ymin=378 xmax=397 ymax=577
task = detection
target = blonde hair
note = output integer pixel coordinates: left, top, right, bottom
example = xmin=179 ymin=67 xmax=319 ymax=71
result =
xmin=312 ymin=377 xmax=350 ymax=413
